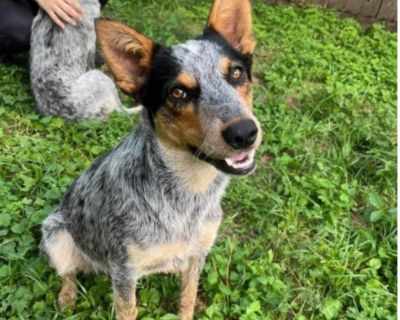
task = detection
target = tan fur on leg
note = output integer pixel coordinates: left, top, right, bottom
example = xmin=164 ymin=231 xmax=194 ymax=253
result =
xmin=114 ymin=287 xmax=138 ymax=320
xmin=179 ymin=258 xmax=202 ymax=320
xmin=58 ymin=274 xmax=78 ymax=309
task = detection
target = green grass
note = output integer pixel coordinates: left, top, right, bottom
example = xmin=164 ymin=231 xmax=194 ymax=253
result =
xmin=0 ymin=1 xmax=397 ymax=319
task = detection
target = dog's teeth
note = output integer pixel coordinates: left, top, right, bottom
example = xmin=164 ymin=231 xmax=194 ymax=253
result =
xmin=225 ymin=158 xmax=234 ymax=166
xmin=234 ymin=159 xmax=251 ymax=169
xmin=249 ymin=150 xmax=256 ymax=159
xmin=225 ymin=154 xmax=254 ymax=169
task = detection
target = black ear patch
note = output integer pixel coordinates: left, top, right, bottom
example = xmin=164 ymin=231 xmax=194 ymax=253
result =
xmin=139 ymin=45 xmax=182 ymax=121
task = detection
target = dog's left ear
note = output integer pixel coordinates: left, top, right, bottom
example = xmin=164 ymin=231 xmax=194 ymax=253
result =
xmin=96 ymin=19 xmax=154 ymax=95
xmin=207 ymin=0 xmax=255 ymax=55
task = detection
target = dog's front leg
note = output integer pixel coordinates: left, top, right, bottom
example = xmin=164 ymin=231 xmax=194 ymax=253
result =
xmin=113 ymin=284 xmax=137 ymax=320
xmin=112 ymin=267 xmax=138 ymax=320
xmin=179 ymin=256 xmax=205 ymax=320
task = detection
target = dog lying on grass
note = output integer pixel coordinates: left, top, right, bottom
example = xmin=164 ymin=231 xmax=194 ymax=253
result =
xmin=40 ymin=0 xmax=261 ymax=318
xmin=30 ymin=0 xmax=136 ymax=121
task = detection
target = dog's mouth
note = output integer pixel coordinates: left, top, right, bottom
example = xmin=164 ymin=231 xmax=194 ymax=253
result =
xmin=224 ymin=152 xmax=255 ymax=170
xmin=189 ymin=146 xmax=256 ymax=175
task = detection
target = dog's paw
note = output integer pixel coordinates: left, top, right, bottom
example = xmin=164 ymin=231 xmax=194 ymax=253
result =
xmin=57 ymin=286 xmax=77 ymax=310
xmin=115 ymin=305 xmax=138 ymax=320
xmin=179 ymin=308 xmax=194 ymax=320
xmin=179 ymin=314 xmax=193 ymax=320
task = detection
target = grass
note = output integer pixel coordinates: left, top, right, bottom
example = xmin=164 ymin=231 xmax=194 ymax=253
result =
xmin=0 ymin=0 xmax=397 ymax=319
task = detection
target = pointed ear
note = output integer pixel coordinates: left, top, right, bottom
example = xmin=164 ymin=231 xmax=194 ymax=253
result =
xmin=95 ymin=19 xmax=154 ymax=95
xmin=207 ymin=0 xmax=255 ymax=55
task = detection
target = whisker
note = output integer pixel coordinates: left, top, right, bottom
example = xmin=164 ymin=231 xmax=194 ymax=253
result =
xmin=193 ymin=142 xmax=207 ymax=159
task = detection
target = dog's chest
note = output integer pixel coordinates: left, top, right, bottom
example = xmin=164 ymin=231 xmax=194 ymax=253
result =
xmin=127 ymin=218 xmax=220 ymax=276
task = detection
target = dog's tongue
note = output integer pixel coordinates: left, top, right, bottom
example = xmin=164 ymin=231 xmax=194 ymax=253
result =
xmin=228 ymin=153 xmax=248 ymax=163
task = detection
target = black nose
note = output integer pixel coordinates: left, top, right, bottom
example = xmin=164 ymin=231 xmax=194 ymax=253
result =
xmin=222 ymin=119 xmax=258 ymax=150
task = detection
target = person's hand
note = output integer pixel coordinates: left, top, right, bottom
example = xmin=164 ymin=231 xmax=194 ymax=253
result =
xmin=36 ymin=0 xmax=83 ymax=29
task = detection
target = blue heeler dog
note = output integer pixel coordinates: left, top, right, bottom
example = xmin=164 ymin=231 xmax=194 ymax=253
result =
xmin=40 ymin=0 xmax=262 ymax=318
xmin=30 ymin=0 xmax=132 ymax=121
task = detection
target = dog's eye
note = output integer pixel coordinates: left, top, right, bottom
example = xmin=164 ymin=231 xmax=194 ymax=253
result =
xmin=230 ymin=66 xmax=244 ymax=81
xmin=170 ymin=87 xmax=188 ymax=101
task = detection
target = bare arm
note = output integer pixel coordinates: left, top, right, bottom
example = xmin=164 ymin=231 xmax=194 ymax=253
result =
xmin=36 ymin=0 xmax=83 ymax=29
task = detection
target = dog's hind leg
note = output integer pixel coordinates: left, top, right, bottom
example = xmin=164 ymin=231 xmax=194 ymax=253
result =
xmin=41 ymin=211 xmax=91 ymax=309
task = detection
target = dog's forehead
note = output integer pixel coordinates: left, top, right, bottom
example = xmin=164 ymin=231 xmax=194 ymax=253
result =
xmin=171 ymin=39 xmax=223 ymax=77
xmin=171 ymin=39 xmax=247 ymax=120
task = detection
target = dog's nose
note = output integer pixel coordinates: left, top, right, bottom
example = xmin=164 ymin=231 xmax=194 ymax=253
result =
xmin=222 ymin=119 xmax=258 ymax=150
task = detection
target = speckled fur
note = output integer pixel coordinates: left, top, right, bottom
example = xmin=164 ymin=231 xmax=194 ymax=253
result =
xmin=40 ymin=115 xmax=228 ymax=307
xmin=30 ymin=0 xmax=123 ymax=121
xmin=41 ymin=0 xmax=259 ymax=318
xmin=41 ymin=113 xmax=228 ymax=262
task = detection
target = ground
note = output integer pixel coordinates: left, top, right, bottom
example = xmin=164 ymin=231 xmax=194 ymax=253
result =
xmin=0 ymin=0 xmax=396 ymax=319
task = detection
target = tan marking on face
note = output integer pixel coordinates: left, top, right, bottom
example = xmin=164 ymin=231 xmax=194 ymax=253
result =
xmin=155 ymin=101 xmax=204 ymax=151
xmin=177 ymin=72 xmax=198 ymax=89
xmin=220 ymin=56 xmax=231 ymax=76
xmin=220 ymin=57 xmax=253 ymax=110
xmin=47 ymin=230 xmax=92 ymax=276
xmin=236 ymin=81 xmax=253 ymax=109
xmin=114 ymin=287 xmax=138 ymax=320
xmin=154 ymin=100 xmax=219 ymax=192
xmin=154 ymin=98 xmax=218 ymax=193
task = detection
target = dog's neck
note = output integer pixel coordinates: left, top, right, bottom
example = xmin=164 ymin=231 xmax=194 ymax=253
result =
xmin=157 ymin=140 xmax=219 ymax=193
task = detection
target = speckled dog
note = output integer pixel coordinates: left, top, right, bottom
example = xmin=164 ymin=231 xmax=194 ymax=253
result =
xmin=30 ymin=0 xmax=125 ymax=121
xmin=40 ymin=1 xmax=261 ymax=318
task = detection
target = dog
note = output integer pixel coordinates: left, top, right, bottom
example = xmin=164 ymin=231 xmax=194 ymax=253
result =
xmin=30 ymin=0 xmax=138 ymax=121
xmin=40 ymin=0 xmax=261 ymax=318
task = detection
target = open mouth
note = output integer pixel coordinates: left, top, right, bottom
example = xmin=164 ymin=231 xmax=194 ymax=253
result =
xmin=189 ymin=146 xmax=256 ymax=175
xmin=224 ymin=152 xmax=255 ymax=170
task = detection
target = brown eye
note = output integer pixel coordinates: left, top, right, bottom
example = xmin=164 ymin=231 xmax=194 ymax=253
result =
xmin=230 ymin=66 xmax=244 ymax=81
xmin=170 ymin=87 xmax=187 ymax=101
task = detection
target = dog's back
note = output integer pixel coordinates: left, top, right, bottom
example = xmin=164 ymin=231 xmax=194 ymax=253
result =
xmin=30 ymin=0 xmax=123 ymax=121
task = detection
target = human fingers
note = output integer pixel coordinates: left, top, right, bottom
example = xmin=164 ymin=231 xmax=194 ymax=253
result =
xmin=54 ymin=4 xmax=78 ymax=26
xmin=65 ymin=0 xmax=83 ymax=15
xmin=47 ymin=9 xmax=65 ymax=28
xmin=59 ymin=0 xmax=82 ymax=22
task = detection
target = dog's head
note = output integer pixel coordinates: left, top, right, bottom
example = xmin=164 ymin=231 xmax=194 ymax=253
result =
xmin=96 ymin=0 xmax=261 ymax=176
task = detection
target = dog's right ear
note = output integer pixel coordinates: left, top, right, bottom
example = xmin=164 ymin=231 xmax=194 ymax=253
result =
xmin=95 ymin=19 xmax=154 ymax=95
